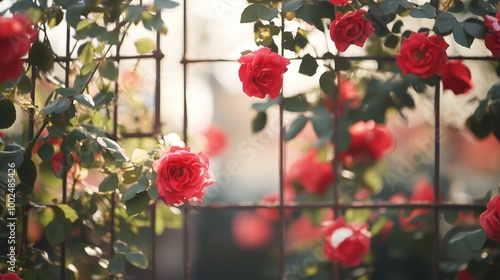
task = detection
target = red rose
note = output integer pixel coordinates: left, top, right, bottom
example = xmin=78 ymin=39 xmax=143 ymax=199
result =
xmin=396 ymin=32 xmax=449 ymax=78
xmin=340 ymin=120 xmax=394 ymax=165
xmin=288 ymin=150 xmax=333 ymax=195
xmin=201 ymin=124 xmax=228 ymax=157
xmin=237 ymin=47 xmax=290 ymax=99
xmin=231 ymin=211 xmax=274 ymax=249
xmin=152 ymin=146 xmax=214 ymax=206
xmin=442 ymin=61 xmax=473 ymax=95
xmin=323 ymin=217 xmax=371 ymax=267
xmin=329 ymin=0 xmax=348 ymax=6
xmin=329 ymin=10 xmax=375 ymax=52
xmin=480 ymin=194 xmax=500 ymax=242
xmin=255 ymin=186 xmax=295 ymax=221
xmin=485 ymin=11 xmax=500 ymax=33
xmin=323 ymin=79 xmax=361 ymax=115
xmin=457 ymin=267 xmax=477 ymax=280
xmin=399 ymin=179 xmax=442 ymax=231
xmin=0 ymin=273 xmax=23 ymax=280
xmin=485 ymin=32 xmax=500 ymax=58
xmin=0 ymin=14 xmax=37 ymax=83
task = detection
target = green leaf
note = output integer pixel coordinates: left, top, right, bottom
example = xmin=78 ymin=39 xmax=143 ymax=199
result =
xmin=122 ymin=166 xmax=142 ymax=184
xmin=435 ymin=12 xmax=458 ymax=35
xmin=65 ymin=3 xmax=83 ymax=27
xmin=335 ymin=57 xmax=352 ymax=71
xmin=346 ymin=208 xmax=371 ymax=224
xmin=108 ymin=255 xmax=125 ymax=275
xmin=319 ymin=71 xmax=337 ymax=95
xmin=57 ymin=204 xmax=78 ymax=223
xmin=252 ymin=111 xmax=267 ymax=133
xmin=93 ymin=91 xmax=115 ymax=107
xmin=99 ymin=174 xmax=119 ymax=193
xmin=448 ymin=0 xmax=464 ymax=13
xmin=148 ymin=184 xmax=158 ymax=200
xmin=409 ymin=3 xmax=436 ymax=19
xmin=41 ymin=97 xmax=71 ymax=115
xmin=453 ymin=24 xmax=474 ymax=48
xmin=384 ymin=34 xmax=399 ymax=49
xmin=77 ymin=42 xmax=94 ymax=65
xmin=251 ymin=96 xmax=281 ymax=111
xmin=370 ymin=216 xmax=388 ymax=236
xmin=241 ymin=4 xmax=261 ymax=23
xmin=0 ymin=99 xmax=16 ymax=129
xmin=285 ymin=114 xmax=309 ymax=141
xmin=98 ymin=60 xmax=118 ymax=80
xmin=125 ymin=191 xmax=151 ymax=217
xmin=18 ymin=158 xmax=37 ymax=188
xmin=74 ymin=93 xmax=95 ymax=108
xmin=283 ymin=94 xmax=309 ymax=112
xmin=392 ymin=20 xmax=404 ymax=33
xmin=135 ymin=38 xmax=156 ymax=54
xmin=153 ymin=0 xmax=179 ymax=9
xmin=29 ymin=41 xmax=54 ymax=72
xmin=121 ymin=183 xmax=147 ymax=202
xmin=156 ymin=203 xmax=183 ymax=234
xmin=447 ymin=229 xmax=487 ymax=262
xmin=45 ymin=219 xmax=72 ymax=245
xmin=380 ymin=0 xmax=399 ymax=15
xmin=282 ymin=0 xmax=304 ymax=13
xmin=125 ymin=251 xmax=149 ymax=269
xmin=56 ymin=88 xmax=76 ymax=97
xmin=298 ymin=54 xmax=318 ymax=76
xmin=398 ymin=0 xmax=415 ymax=9
xmin=18 ymin=75 xmax=32 ymax=94
xmin=37 ymin=141 xmax=54 ymax=162
xmin=131 ymin=148 xmax=148 ymax=164
xmin=464 ymin=18 xmax=488 ymax=39
xmin=258 ymin=7 xmax=278 ymax=21
xmin=310 ymin=106 xmax=332 ymax=139
xmin=125 ymin=5 xmax=145 ymax=23
xmin=113 ymin=240 xmax=129 ymax=254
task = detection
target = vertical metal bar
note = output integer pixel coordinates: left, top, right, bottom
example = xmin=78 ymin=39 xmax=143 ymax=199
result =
xmin=151 ymin=20 xmax=163 ymax=280
xmin=433 ymin=81 xmax=441 ymax=280
xmin=182 ymin=1 xmax=191 ymax=280
xmin=278 ymin=10 xmax=285 ymax=280
xmin=59 ymin=23 xmax=72 ymax=280
xmin=332 ymin=67 xmax=342 ymax=280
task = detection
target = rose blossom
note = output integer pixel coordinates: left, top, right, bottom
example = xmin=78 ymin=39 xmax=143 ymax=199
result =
xmin=255 ymin=186 xmax=295 ymax=221
xmin=201 ymin=124 xmax=228 ymax=157
xmin=329 ymin=0 xmax=348 ymax=6
xmin=442 ymin=60 xmax=473 ymax=95
xmin=288 ymin=149 xmax=333 ymax=195
xmin=329 ymin=10 xmax=375 ymax=52
xmin=485 ymin=32 xmax=500 ymax=58
xmin=456 ymin=267 xmax=477 ymax=280
xmin=231 ymin=211 xmax=274 ymax=249
xmin=0 ymin=273 xmax=23 ymax=280
xmin=340 ymin=120 xmax=394 ymax=166
xmin=152 ymin=146 xmax=214 ymax=206
xmin=323 ymin=217 xmax=371 ymax=267
xmin=399 ymin=179 xmax=442 ymax=231
xmin=323 ymin=79 xmax=361 ymax=115
xmin=237 ymin=47 xmax=290 ymax=99
xmin=480 ymin=194 xmax=500 ymax=242
xmin=396 ymin=32 xmax=449 ymax=78
xmin=0 ymin=14 xmax=37 ymax=83
xmin=485 ymin=11 xmax=500 ymax=33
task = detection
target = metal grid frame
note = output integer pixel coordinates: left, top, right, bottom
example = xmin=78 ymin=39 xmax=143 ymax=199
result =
xmin=20 ymin=0 xmax=494 ymax=279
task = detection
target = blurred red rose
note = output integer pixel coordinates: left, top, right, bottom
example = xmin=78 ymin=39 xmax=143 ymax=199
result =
xmin=323 ymin=217 xmax=371 ymax=267
xmin=442 ymin=61 xmax=473 ymax=95
xmin=288 ymin=149 xmax=333 ymax=195
xmin=329 ymin=0 xmax=348 ymax=6
xmin=232 ymin=211 xmax=274 ymax=250
xmin=480 ymin=194 xmax=500 ymax=242
xmin=396 ymin=32 xmax=448 ymax=78
xmin=0 ymin=14 xmax=37 ymax=83
xmin=485 ymin=32 xmax=500 ymax=58
xmin=255 ymin=186 xmax=295 ymax=221
xmin=340 ymin=120 xmax=394 ymax=166
xmin=485 ymin=12 xmax=500 ymax=33
xmin=201 ymin=124 xmax=228 ymax=157
xmin=456 ymin=267 xmax=477 ymax=280
xmin=0 ymin=273 xmax=23 ymax=280
xmin=323 ymin=79 xmax=361 ymax=115
xmin=152 ymin=146 xmax=214 ymax=206
xmin=237 ymin=47 xmax=290 ymax=99
xmin=399 ymin=179 xmax=441 ymax=231
xmin=329 ymin=10 xmax=375 ymax=52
